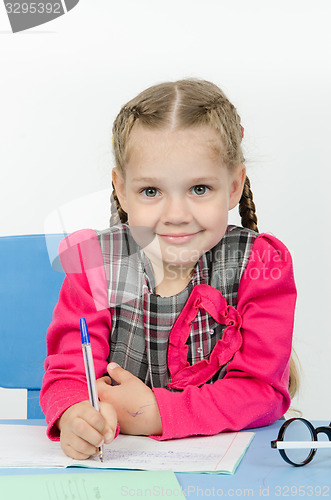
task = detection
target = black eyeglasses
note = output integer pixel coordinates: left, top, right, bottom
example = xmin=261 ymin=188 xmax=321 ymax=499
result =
xmin=271 ymin=418 xmax=331 ymax=466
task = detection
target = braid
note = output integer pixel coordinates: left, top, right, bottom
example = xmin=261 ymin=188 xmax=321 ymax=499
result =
xmin=239 ymin=176 xmax=259 ymax=233
xmin=111 ymin=182 xmax=128 ymax=223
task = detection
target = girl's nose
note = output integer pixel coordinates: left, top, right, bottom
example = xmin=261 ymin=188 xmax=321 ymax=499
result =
xmin=161 ymin=196 xmax=192 ymax=225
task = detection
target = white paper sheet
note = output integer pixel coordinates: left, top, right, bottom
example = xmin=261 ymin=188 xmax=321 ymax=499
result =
xmin=0 ymin=425 xmax=254 ymax=474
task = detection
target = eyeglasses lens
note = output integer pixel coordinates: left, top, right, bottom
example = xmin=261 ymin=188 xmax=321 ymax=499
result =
xmin=283 ymin=419 xmax=314 ymax=465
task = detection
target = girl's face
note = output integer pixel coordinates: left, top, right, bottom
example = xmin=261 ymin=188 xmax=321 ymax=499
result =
xmin=113 ymin=125 xmax=245 ymax=278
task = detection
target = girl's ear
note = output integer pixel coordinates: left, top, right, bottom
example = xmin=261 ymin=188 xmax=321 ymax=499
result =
xmin=229 ymin=165 xmax=246 ymax=210
xmin=112 ymin=167 xmax=128 ymax=213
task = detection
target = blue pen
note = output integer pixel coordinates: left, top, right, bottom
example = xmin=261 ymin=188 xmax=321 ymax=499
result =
xmin=80 ymin=318 xmax=104 ymax=462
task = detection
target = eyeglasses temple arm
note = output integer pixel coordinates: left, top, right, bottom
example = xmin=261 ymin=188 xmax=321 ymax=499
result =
xmin=271 ymin=440 xmax=331 ymax=449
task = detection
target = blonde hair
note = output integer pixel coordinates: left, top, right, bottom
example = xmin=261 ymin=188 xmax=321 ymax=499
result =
xmin=111 ymin=78 xmax=299 ymax=399
xmin=112 ymin=78 xmax=258 ymax=232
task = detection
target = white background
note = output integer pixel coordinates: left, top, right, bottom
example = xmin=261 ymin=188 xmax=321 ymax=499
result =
xmin=0 ymin=0 xmax=330 ymax=419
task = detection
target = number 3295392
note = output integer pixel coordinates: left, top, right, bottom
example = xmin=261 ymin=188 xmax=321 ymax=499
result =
xmin=5 ymin=3 xmax=62 ymax=14
xmin=274 ymin=486 xmax=330 ymax=497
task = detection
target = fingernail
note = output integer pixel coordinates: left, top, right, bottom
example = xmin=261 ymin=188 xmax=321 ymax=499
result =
xmin=105 ymin=432 xmax=113 ymax=444
xmin=108 ymin=362 xmax=120 ymax=370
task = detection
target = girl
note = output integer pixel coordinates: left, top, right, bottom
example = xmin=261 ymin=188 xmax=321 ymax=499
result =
xmin=41 ymin=79 xmax=297 ymax=460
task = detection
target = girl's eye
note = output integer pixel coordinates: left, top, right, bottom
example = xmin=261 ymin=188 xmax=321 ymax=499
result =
xmin=192 ymin=185 xmax=209 ymax=195
xmin=141 ymin=187 xmax=159 ymax=197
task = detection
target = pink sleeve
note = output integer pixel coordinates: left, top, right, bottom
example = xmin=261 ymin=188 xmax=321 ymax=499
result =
xmin=151 ymin=233 xmax=297 ymax=440
xmin=40 ymin=229 xmax=113 ymax=440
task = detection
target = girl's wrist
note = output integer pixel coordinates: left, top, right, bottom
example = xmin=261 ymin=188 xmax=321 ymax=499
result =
xmin=147 ymin=400 xmax=162 ymax=436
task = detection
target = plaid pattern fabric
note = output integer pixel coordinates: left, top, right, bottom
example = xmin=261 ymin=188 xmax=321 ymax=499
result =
xmin=97 ymin=224 xmax=257 ymax=389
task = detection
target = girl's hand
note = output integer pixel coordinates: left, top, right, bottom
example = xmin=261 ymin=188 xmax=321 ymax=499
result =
xmin=57 ymin=400 xmax=117 ymax=460
xmin=96 ymin=363 xmax=162 ymax=436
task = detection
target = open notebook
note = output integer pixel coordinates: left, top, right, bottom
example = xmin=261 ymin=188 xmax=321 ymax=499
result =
xmin=0 ymin=424 xmax=254 ymax=474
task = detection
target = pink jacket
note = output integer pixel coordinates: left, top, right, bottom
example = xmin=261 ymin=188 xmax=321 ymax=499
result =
xmin=40 ymin=229 xmax=296 ymax=441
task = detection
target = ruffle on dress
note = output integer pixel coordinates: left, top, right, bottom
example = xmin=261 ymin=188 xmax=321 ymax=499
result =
xmin=167 ymin=284 xmax=242 ymax=390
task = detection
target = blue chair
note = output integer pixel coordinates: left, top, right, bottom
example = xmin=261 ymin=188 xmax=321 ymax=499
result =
xmin=0 ymin=234 xmax=65 ymax=418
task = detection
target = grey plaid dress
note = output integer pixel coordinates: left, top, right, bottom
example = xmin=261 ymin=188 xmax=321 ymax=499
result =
xmin=96 ymin=224 xmax=257 ymax=391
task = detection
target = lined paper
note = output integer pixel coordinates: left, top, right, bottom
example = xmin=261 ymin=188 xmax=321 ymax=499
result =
xmin=0 ymin=425 xmax=254 ymax=474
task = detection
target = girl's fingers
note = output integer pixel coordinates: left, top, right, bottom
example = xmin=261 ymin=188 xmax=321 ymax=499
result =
xmin=96 ymin=378 xmax=112 ymax=400
xmin=58 ymin=400 xmax=118 ymax=459
xmin=80 ymin=404 xmax=107 ymax=432
xmin=71 ymin=416 xmax=105 ymax=448
xmin=97 ymin=375 xmax=112 ymax=386
xmin=107 ymin=363 xmax=133 ymax=384
xmin=99 ymin=401 xmax=117 ymax=443
xmin=61 ymin=434 xmax=98 ymax=460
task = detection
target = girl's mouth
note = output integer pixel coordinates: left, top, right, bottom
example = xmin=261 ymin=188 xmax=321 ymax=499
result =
xmin=157 ymin=232 xmax=199 ymax=245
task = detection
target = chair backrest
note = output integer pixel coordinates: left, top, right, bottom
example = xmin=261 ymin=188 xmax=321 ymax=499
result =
xmin=0 ymin=234 xmax=65 ymax=418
